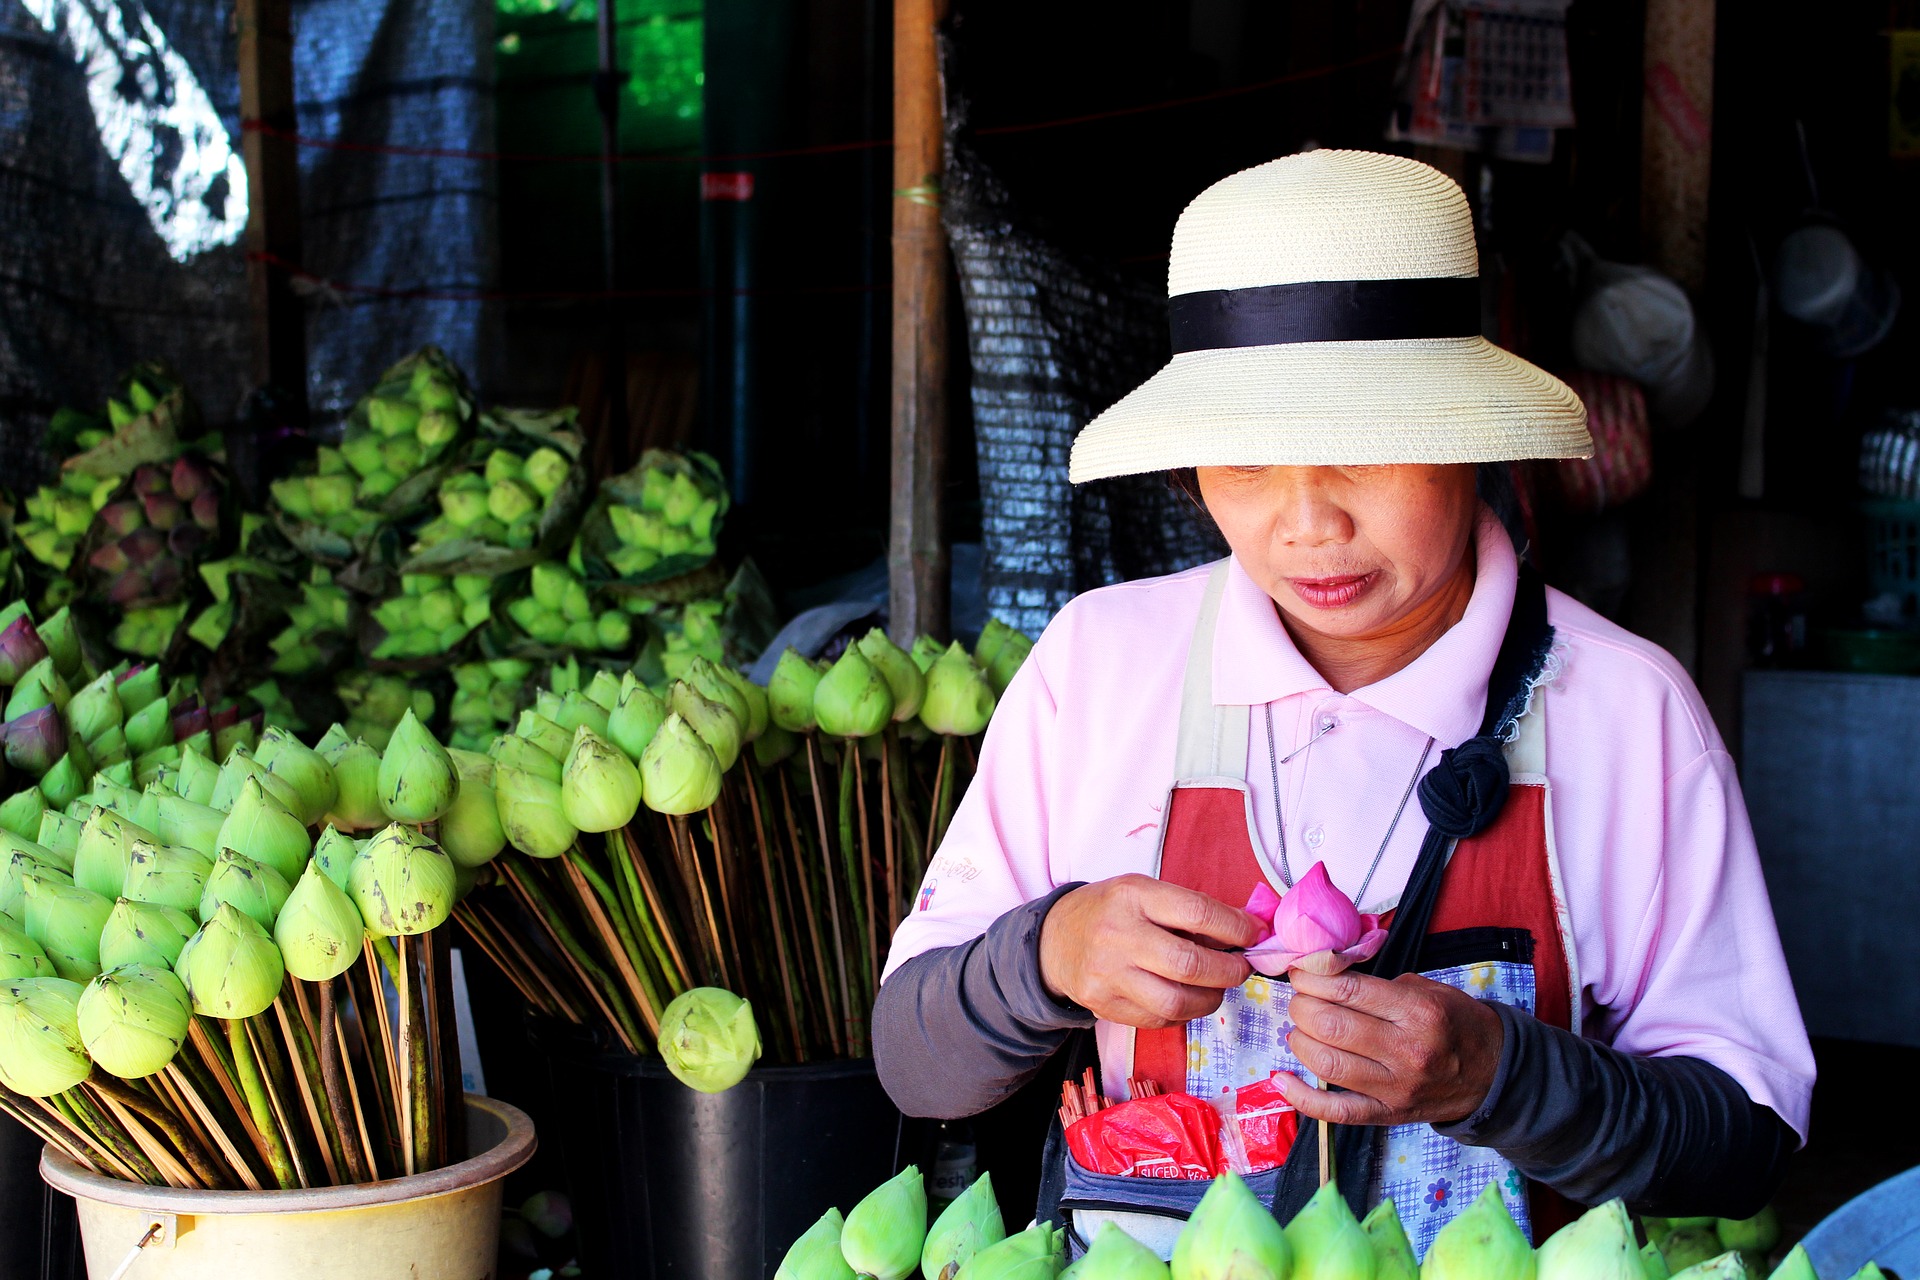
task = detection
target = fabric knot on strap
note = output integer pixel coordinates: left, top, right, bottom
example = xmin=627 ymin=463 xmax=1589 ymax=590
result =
xmin=1417 ymin=735 xmax=1511 ymax=840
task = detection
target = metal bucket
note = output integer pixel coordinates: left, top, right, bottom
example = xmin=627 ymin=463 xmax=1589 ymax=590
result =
xmin=40 ymin=1094 xmax=536 ymax=1280
xmin=1801 ymin=1164 xmax=1920 ymax=1276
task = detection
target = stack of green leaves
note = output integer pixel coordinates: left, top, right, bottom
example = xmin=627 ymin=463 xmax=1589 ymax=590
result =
xmin=370 ymin=573 xmax=493 ymax=661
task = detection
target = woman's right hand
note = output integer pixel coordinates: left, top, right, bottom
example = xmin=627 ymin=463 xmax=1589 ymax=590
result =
xmin=1038 ymin=874 xmax=1261 ymax=1029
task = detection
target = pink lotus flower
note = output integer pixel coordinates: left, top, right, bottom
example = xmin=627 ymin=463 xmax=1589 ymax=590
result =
xmin=1242 ymin=862 xmax=1387 ymax=978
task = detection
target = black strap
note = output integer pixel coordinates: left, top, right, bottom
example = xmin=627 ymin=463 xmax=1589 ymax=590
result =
xmin=1168 ymin=277 xmax=1480 ymax=354
xmin=1266 ymin=566 xmax=1555 ymax=1225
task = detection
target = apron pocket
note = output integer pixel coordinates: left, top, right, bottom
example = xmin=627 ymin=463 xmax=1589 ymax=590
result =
xmin=1058 ymin=1156 xmax=1281 ymax=1260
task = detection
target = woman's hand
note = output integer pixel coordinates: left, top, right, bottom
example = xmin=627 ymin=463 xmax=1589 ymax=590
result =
xmin=1274 ymin=968 xmax=1505 ymax=1126
xmin=1038 ymin=874 xmax=1261 ymax=1029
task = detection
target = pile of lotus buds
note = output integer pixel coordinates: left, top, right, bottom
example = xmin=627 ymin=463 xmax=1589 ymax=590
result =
xmin=502 ymin=562 xmax=630 ymax=654
xmin=334 ymin=672 xmax=434 ymax=752
xmin=413 ymin=441 xmax=574 ymax=554
xmin=370 ymin=573 xmax=494 ymax=661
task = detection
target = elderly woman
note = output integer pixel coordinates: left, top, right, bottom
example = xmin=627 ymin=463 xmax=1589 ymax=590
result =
xmin=872 ymin=151 xmax=1811 ymax=1257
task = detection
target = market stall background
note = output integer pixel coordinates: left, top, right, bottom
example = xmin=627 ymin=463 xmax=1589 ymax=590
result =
xmin=5 ymin=0 xmax=1920 ymax=1274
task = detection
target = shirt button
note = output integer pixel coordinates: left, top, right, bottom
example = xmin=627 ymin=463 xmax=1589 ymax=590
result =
xmin=1303 ymin=825 xmax=1325 ymax=849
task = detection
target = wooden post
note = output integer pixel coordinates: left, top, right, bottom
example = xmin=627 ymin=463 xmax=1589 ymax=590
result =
xmin=236 ymin=0 xmax=307 ymax=411
xmin=888 ymin=0 xmax=951 ymax=643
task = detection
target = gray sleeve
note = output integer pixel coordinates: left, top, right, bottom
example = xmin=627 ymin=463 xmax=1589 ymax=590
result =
xmin=1435 ymin=1002 xmax=1796 ymax=1217
xmin=872 ymin=884 xmax=1095 ymax=1120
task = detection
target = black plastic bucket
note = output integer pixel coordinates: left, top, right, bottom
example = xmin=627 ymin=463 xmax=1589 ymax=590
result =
xmin=538 ymin=1034 xmax=902 ymax=1279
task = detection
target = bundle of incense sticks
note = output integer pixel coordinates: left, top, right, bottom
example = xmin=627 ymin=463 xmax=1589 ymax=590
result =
xmin=1057 ymin=1072 xmax=1166 ymax=1127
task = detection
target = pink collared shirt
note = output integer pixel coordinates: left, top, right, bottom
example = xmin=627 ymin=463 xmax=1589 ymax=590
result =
xmin=883 ymin=511 xmax=1814 ymax=1139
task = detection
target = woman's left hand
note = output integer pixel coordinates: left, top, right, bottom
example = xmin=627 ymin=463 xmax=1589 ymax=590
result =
xmin=1273 ymin=969 xmax=1505 ymax=1127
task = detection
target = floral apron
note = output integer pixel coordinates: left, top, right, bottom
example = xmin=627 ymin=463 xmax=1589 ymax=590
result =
xmin=1048 ymin=561 xmax=1579 ymax=1261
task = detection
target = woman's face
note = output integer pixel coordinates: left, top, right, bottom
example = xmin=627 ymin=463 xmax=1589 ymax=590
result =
xmin=1196 ymin=464 xmax=1480 ymax=644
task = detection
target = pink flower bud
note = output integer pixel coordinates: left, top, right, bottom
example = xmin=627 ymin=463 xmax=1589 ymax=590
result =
xmin=1242 ymin=862 xmax=1387 ymax=978
xmin=0 ymin=618 xmax=49 ymax=686
xmin=170 ymin=457 xmax=212 ymax=501
xmin=2 ymin=705 xmax=67 ymax=775
xmin=190 ymin=489 xmax=219 ymax=530
xmin=97 ymin=501 xmax=146 ymax=538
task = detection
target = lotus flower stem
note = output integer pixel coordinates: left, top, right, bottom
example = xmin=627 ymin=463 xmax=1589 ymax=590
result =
xmin=87 ymin=1070 xmax=224 ymax=1189
xmin=329 ymin=988 xmax=387 ymax=1182
xmin=775 ymin=769 xmax=840 ymax=1055
xmin=885 ymin=732 xmax=924 ymax=924
xmin=670 ymin=815 xmax=732 ymax=989
xmin=612 ymin=828 xmax=688 ymax=997
xmin=757 ymin=769 xmax=830 ymax=1053
xmin=739 ymin=764 xmax=803 ymax=1062
xmin=160 ymin=1062 xmax=264 ymax=1190
xmin=90 ymin=1088 xmax=198 ymax=1188
xmin=0 ymin=1088 xmax=98 ymax=1172
xmin=427 ymin=931 xmax=465 ymax=1167
xmin=66 ymin=1085 xmax=166 ymax=1187
xmin=1319 ymin=1112 xmax=1331 ymax=1187
xmin=42 ymin=1090 xmax=142 ymax=1181
xmin=499 ymin=859 xmax=642 ymax=1053
xmin=273 ymin=994 xmax=346 ymax=1185
xmin=462 ymin=899 xmax=583 ymax=1021
xmin=344 ymin=949 xmax=401 ymax=1172
xmin=144 ymin=1069 xmax=229 ymax=1183
xmin=923 ymin=737 xmax=952 ymax=879
xmin=879 ymin=730 xmax=900 ymax=937
xmin=561 ymin=849 xmax=663 ymax=1035
xmin=704 ymin=802 xmax=751 ymax=1002
xmin=397 ymin=934 xmax=432 ymax=1177
xmin=305 ymin=980 xmax=372 ymax=1183
xmin=800 ymin=744 xmax=853 ymax=1057
xmin=230 ymin=1017 xmax=298 ymax=1189
xmin=184 ymin=1017 xmax=274 ymax=1175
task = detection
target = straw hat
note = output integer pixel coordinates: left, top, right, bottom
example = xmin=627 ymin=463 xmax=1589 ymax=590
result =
xmin=1068 ymin=150 xmax=1592 ymax=483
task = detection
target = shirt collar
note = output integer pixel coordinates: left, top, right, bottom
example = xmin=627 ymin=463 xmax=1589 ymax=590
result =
xmin=1209 ymin=507 xmax=1519 ymax=748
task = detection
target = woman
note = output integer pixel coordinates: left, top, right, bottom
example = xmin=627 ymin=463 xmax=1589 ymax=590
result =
xmin=872 ymin=151 xmax=1811 ymax=1256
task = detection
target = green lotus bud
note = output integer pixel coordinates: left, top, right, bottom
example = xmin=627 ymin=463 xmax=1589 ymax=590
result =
xmin=74 ymin=807 xmax=159 ymax=899
xmin=35 ymin=811 xmax=80 ymax=869
xmin=378 ymin=710 xmax=458 ymax=823
xmin=99 ymin=898 xmax=197 ymax=970
xmin=754 ymin=723 xmax=798 ymax=767
xmin=924 ymin=1172 xmax=1007 ymax=1280
xmin=210 ymin=746 xmax=302 ymax=815
xmin=842 ymin=1164 xmax=928 ymax=1280
xmin=1843 ymin=1267 xmax=1890 ymax=1280
xmin=37 ymin=752 xmax=86 ymax=811
xmin=921 ymin=644 xmax=997 ymax=737
xmin=986 ymin=629 xmax=1033 ymax=697
xmin=515 ymin=710 xmax=574 ymax=762
xmin=1765 ymin=1247 xmax=1816 ymax=1280
xmin=322 ymin=737 xmax=385 ymax=831
xmin=122 ymin=694 xmax=172 ymax=757
xmin=0 ymin=851 xmax=63 ymax=919
xmin=955 ymin=1222 xmax=1063 ymax=1280
xmin=275 ymin=863 xmax=366 ymax=982
xmin=261 ymin=727 xmax=338 ymax=826
xmin=857 ymin=630 xmax=926 ymax=723
xmin=145 ymin=789 xmax=225 ymax=859
xmin=310 ymin=826 xmax=359 ymax=891
xmin=174 ymin=743 xmax=219 ymax=806
xmin=1282 ymin=1180 xmax=1370 ymax=1280
xmin=37 ymin=608 xmax=81 ymax=679
xmin=0 ymin=917 xmax=55 ymax=980
xmin=670 ymin=681 xmax=742 ymax=771
xmin=495 ymin=764 xmax=576 ymax=859
xmin=640 ymin=714 xmax=723 ymax=815
xmin=177 ymin=904 xmax=284 ymax=1019
xmin=87 ymin=774 xmax=142 ymax=818
xmin=1714 ymin=1208 xmax=1778 ymax=1255
xmin=216 ymin=778 xmax=311 ymax=884
xmin=535 ymin=689 xmax=566 ymax=724
xmin=492 ymin=733 xmax=564 ymax=783
xmin=715 ymin=666 xmax=770 ymax=742
xmin=777 ymin=1208 xmax=857 ymax=1280
xmin=1171 ymin=1174 xmax=1289 ymax=1280
xmin=437 ymin=750 xmax=505 ymax=867
xmin=22 ymin=875 xmax=113 ymax=981
xmin=1537 ymin=1200 xmax=1641 ymax=1280
xmin=554 ymin=690 xmax=612 ymax=739
xmin=1065 ymin=1224 xmax=1166 ymax=1280
xmin=1659 ymin=1230 xmax=1720 ymax=1275
xmin=67 ymin=673 xmax=122 ymax=745
xmin=658 ymin=985 xmax=761 ymax=1094
xmin=1667 ymin=1258 xmax=1746 ymax=1280
xmin=813 ymin=648 xmax=894 ymax=739
xmin=1640 ymin=1243 xmax=1669 ymax=1280
xmin=349 ymin=823 xmax=456 ymax=936
xmin=78 ymin=963 xmax=190 ymax=1078
xmin=583 ymin=670 xmax=624 ymax=714
xmin=1422 ymin=1183 xmax=1531 ymax=1280
xmin=5 ymin=657 xmax=69 ymax=720
xmin=1359 ymin=1200 xmax=1414 ymax=1280
xmin=911 ymin=635 xmax=945 ymax=672
xmin=684 ymin=657 xmax=748 ymax=723
xmin=200 ymin=848 xmax=293 ymax=930
xmin=561 ymin=727 xmax=642 ymax=833
xmin=524 ymin=446 xmax=569 ymax=499
xmin=0 ymin=977 xmax=90 ymax=1096
xmin=608 ymin=675 xmax=668 ymax=760
xmin=768 ymin=649 xmax=823 ymax=733
xmin=0 ymin=789 xmax=44 ymax=840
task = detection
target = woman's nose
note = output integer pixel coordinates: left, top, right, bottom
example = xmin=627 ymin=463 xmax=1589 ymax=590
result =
xmin=1269 ymin=472 xmax=1354 ymax=547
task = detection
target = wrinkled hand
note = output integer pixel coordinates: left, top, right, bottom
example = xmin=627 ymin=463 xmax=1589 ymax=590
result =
xmin=1039 ymin=874 xmax=1261 ymax=1029
xmin=1275 ymin=968 xmax=1505 ymax=1127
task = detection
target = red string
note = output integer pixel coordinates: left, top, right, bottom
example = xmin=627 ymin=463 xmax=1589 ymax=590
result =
xmin=248 ymin=250 xmax=879 ymax=303
xmin=238 ymin=43 xmax=1401 ymax=167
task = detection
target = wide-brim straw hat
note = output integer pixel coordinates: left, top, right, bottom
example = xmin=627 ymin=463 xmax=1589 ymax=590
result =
xmin=1069 ymin=150 xmax=1593 ymax=483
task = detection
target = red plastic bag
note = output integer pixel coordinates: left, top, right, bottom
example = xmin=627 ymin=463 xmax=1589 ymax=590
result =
xmin=1217 ymin=1075 xmax=1300 ymax=1174
xmin=1064 ymin=1093 xmax=1223 ymax=1180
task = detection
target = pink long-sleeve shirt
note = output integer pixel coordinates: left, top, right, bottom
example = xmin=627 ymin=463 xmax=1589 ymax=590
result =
xmin=883 ymin=511 xmax=1814 ymax=1139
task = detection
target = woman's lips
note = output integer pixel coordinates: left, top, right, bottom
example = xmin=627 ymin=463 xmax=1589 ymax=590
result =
xmin=1286 ymin=572 xmax=1377 ymax=609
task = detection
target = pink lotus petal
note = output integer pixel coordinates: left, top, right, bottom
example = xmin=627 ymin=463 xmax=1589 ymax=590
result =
xmin=1246 ymin=882 xmax=1282 ymax=924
